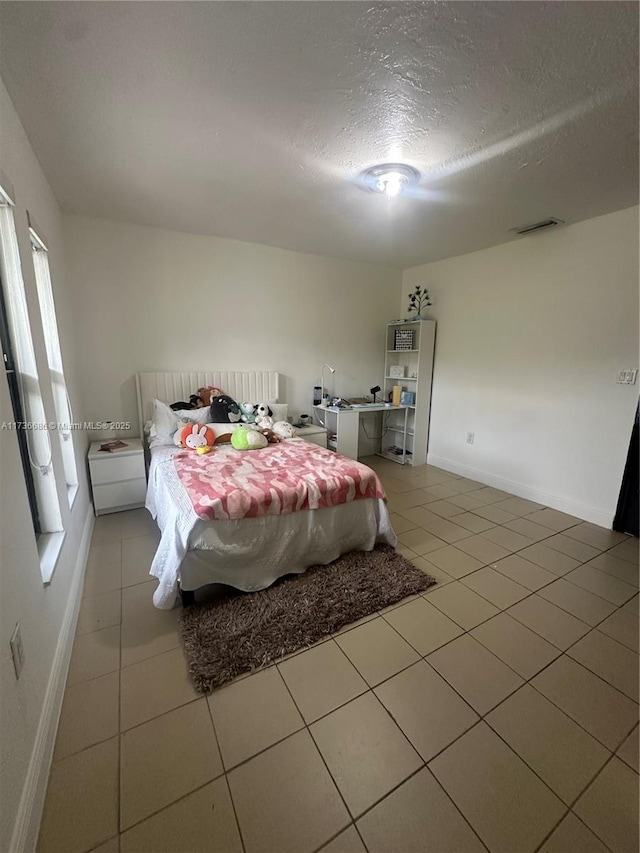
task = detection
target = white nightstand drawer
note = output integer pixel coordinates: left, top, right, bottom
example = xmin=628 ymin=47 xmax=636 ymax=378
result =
xmin=93 ymin=479 xmax=146 ymax=513
xmin=90 ymin=453 xmax=145 ymax=486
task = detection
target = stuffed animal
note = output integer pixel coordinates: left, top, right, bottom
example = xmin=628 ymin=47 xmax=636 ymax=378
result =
xmin=181 ymin=423 xmax=215 ymax=454
xmin=255 ymin=403 xmax=272 ymax=420
xmin=254 ymin=403 xmax=274 ymax=430
xmin=170 ymin=395 xmax=203 ymax=411
xmin=231 ymin=426 xmax=268 ymax=450
xmin=197 ymin=386 xmax=222 ymax=407
xmin=173 ymin=418 xmax=195 ymax=446
xmin=213 ymin=431 xmax=233 ymax=445
xmin=240 ymin=402 xmax=257 ymax=424
xmin=253 ymin=426 xmax=281 ymax=444
xmin=272 ymin=420 xmax=296 ymax=439
xmin=209 ymin=395 xmax=242 ymax=423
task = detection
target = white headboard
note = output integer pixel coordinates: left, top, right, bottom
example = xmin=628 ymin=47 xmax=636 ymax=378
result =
xmin=135 ymin=371 xmax=280 ymax=439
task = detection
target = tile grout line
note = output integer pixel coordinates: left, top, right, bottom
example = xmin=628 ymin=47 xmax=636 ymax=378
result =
xmin=372 ymin=521 xmax=638 ymax=801
xmin=291 ymin=576 xmax=636 ymax=790
xmin=202 ymin=696 xmax=247 ymax=853
xmin=106 ymin=531 xmax=636 ymax=757
xmin=419 ymin=578 xmax=638 ymax=755
xmin=531 ymin=752 xmax=622 ymax=853
xmin=275 ymin=637 xmax=488 ymax=853
xmin=247 ymin=485 xmax=627 ymax=845
xmin=409 ymin=520 xmax=637 ymax=661
xmin=298 ymin=598 xmax=621 ymax=850
xmin=272 ymin=659 xmax=363 ymax=848
xmin=385 ymin=488 xmax=635 ymax=850
xmin=68 ymin=502 xmax=637 ymax=852
xmin=398 ymin=495 xmax=632 ymax=561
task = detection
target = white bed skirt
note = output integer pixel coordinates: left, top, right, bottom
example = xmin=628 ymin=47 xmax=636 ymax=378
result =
xmin=146 ymin=446 xmax=396 ymax=608
xmin=178 ymin=497 xmax=395 ymax=590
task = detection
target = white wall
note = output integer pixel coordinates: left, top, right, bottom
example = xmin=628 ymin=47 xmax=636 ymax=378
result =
xmin=62 ymin=215 xmax=401 ymax=433
xmin=403 ymin=206 xmax=639 ymax=526
xmin=0 ymin=80 xmax=93 ymax=852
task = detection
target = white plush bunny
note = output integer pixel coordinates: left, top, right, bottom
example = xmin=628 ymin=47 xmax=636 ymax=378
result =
xmin=272 ymin=420 xmax=296 ymax=439
xmin=182 ymin=423 xmax=214 ymax=454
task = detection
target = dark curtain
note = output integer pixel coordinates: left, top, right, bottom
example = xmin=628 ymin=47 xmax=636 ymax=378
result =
xmin=613 ymin=403 xmax=639 ymax=537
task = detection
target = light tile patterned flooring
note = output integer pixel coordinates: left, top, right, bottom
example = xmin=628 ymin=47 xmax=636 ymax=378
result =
xmin=38 ymin=459 xmax=639 ymax=853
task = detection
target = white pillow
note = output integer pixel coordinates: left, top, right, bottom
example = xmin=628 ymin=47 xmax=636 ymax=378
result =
xmin=149 ymin=399 xmax=211 ymax=448
xmin=267 ymin=400 xmax=289 ymax=423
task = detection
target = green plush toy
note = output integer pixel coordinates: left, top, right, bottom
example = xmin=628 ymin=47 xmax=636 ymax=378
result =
xmin=231 ymin=426 xmax=268 ymax=450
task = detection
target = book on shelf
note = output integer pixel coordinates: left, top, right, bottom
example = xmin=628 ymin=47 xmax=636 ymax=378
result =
xmin=386 ymin=445 xmax=412 ymax=457
xmin=99 ymin=440 xmax=130 ymax=453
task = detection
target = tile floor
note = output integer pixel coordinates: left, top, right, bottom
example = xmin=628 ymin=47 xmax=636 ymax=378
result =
xmin=38 ymin=460 xmax=639 ymax=853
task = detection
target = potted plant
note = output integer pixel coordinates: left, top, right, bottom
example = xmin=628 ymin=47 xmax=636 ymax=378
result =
xmin=407 ymin=285 xmax=432 ymax=320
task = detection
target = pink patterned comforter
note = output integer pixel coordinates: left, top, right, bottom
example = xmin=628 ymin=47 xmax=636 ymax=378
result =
xmin=172 ymin=439 xmax=386 ymax=521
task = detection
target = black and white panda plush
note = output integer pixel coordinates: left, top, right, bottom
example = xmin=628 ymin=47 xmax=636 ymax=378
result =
xmin=209 ymin=395 xmax=242 ymax=423
xmin=254 ymin=403 xmax=273 ymax=429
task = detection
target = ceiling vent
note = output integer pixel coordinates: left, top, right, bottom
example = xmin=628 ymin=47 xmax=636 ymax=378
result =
xmin=512 ymin=218 xmax=565 ymax=236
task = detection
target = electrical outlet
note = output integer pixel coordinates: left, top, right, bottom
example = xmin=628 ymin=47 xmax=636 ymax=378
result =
xmin=10 ymin=623 xmax=24 ymax=679
xmin=617 ymin=369 xmax=638 ymax=385
xmin=466 ymin=432 xmax=475 ymax=445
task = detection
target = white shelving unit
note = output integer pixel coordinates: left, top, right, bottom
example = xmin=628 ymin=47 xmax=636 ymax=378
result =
xmin=379 ymin=319 xmax=436 ymax=466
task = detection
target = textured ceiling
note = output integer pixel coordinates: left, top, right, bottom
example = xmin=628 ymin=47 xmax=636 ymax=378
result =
xmin=0 ymin=2 xmax=637 ymax=267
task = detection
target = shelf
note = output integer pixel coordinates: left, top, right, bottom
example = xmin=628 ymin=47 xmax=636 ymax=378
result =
xmin=382 ymin=318 xmax=435 ymax=466
xmin=376 ymin=450 xmax=409 ymax=465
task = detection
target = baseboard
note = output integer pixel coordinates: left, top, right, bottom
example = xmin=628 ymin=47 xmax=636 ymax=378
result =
xmin=427 ymin=453 xmax=615 ymax=529
xmin=10 ymin=502 xmax=95 ymax=853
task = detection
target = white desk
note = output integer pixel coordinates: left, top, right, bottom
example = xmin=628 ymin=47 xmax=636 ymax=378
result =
xmin=313 ymin=404 xmax=409 ymax=462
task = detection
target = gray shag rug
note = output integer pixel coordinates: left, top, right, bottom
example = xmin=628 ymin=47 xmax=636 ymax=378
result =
xmin=178 ymin=544 xmax=436 ymax=694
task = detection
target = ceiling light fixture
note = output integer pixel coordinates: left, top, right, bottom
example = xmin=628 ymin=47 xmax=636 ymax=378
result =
xmin=361 ymin=163 xmax=419 ymax=198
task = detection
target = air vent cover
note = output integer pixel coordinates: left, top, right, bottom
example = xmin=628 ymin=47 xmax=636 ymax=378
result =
xmin=512 ymin=218 xmax=565 ymax=236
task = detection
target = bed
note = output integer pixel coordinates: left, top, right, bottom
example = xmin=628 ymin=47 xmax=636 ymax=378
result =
xmin=136 ymin=371 xmax=397 ymax=609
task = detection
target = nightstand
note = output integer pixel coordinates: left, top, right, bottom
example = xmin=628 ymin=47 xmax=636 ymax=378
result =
xmin=295 ymin=424 xmax=328 ymax=448
xmin=88 ymin=438 xmax=146 ymax=515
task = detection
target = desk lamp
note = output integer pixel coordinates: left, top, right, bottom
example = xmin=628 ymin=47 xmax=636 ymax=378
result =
xmin=370 ymin=385 xmax=381 ymax=404
xmin=321 ymin=363 xmax=335 ymax=405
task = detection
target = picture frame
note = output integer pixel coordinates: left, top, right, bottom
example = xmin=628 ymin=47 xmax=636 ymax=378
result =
xmin=389 ymin=365 xmax=405 ymax=379
xmin=400 ymin=390 xmax=415 ymax=406
xmin=394 ymin=328 xmax=414 ymax=350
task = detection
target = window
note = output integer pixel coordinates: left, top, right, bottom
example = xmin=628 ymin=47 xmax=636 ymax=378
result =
xmin=29 ymin=214 xmax=78 ymax=502
xmin=0 ymin=270 xmax=40 ymax=534
xmin=0 ymin=176 xmax=62 ymax=536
